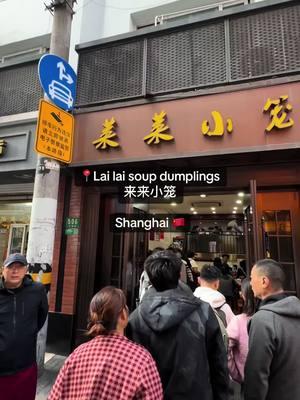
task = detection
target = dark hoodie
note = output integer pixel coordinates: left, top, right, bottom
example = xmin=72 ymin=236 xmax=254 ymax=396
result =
xmin=127 ymin=283 xmax=229 ymax=400
xmin=244 ymin=294 xmax=300 ymax=400
xmin=0 ymin=275 xmax=48 ymax=376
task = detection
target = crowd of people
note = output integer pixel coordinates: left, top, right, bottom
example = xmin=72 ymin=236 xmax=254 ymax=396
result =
xmin=1 ymin=250 xmax=300 ymax=400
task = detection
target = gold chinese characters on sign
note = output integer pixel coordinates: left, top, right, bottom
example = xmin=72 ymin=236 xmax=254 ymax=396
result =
xmin=91 ymin=96 xmax=295 ymax=153
xmin=144 ymin=111 xmax=174 ymax=145
xmin=0 ymin=139 xmax=7 ymax=156
xmin=201 ymin=111 xmax=233 ymax=136
xmin=35 ymin=100 xmax=74 ymax=163
xmin=263 ymin=95 xmax=294 ymax=132
xmin=93 ymin=117 xmax=119 ymax=150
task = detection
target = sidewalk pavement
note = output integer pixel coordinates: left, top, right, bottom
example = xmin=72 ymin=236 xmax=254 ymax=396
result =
xmin=36 ymin=355 xmax=66 ymax=400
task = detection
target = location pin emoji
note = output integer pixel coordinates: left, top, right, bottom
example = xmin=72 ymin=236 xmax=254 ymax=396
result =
xmin=83 ymin=169 xmax=91 ymax=183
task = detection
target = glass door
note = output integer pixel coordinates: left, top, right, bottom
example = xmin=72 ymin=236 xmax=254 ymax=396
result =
xmin=262 ymin=209 xmax=296 ymax=293
xmin=94 ymin=196 xmax=147 ymax=310
xmin=257 ymin=190 xmax=299 ymax=295
xmin=244 ymin=180 xmax=262 ymax=275
xmin=122 ymin=205 xmax=148 ymax=310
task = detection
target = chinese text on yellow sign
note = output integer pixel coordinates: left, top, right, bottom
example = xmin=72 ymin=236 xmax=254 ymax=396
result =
xmin=35 ymin=99 xmax=74 ymax=163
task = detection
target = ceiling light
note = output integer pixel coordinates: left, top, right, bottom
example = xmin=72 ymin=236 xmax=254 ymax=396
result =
xmin=236 ymin=200 xmax=242 ymax=204
xmin=212 ymin=211 xmax=216 ymax=214
xmin=232 ymin=210 xmax=237 ymax=214
xmin=193 ymin=211 xmax=197 ymax=215
xmin=171 ymin=202 xmax=177 ymax=206
xmin=238 ymin=192 xmax=245 ymax=197
xmin=233 ymin=206 xmax=238 ymax=210
xmin=190 ymin=207 xmax=195 ymax=211
xmin=200 ymin=194 xmax=206 ymax=198
xmin=211 ymin=207 xmax=216 ymax=211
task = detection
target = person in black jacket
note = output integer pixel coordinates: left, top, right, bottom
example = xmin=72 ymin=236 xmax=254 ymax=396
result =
xmin=0 ymin=253 xmax=48 ymax=400
xmin=127 ymin=250 xmax=229 ymax=400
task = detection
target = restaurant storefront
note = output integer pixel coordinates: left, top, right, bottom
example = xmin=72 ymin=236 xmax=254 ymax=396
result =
xmin=45 ymin=0 xmax=300 ymax=353
xmin=47 ymin=79 xmax=300 ymax=351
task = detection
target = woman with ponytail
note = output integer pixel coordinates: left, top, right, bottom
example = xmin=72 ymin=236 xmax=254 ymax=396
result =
xmin=227 ymin=278 xmax=255 ymax=398
xmin=49 ymin=286 xmax=163 ymax=400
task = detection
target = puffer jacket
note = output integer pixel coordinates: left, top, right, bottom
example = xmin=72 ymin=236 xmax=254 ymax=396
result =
xmin=227 ymin=313 xmax=251 ymax=383
xmin=127 ymin=283 xmax=229 ymax=400
xmin=0 ymin=275 xmax=48 ymax=376
xmin=244 ymin=294 xmax=300 ymax=400
xmin=194 ymin=286 xmax=235 ymax=326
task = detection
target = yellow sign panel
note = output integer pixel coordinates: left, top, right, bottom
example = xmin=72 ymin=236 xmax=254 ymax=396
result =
xmin=35 ymin=99 xmax=74 ymax=163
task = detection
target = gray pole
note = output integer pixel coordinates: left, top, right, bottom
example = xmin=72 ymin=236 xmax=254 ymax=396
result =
xmin=26 ymin=0 xmax=75 ymax=372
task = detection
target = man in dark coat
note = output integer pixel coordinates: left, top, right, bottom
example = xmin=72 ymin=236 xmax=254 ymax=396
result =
xmin=127 ymin=250 xmax=229 ymax=400
xmin=244 ymin=258 xmax=300 ymax=400
xmin=221 ymin=254 xmax=231 ymax=275
xmin=0 ymin=253 xmax=48 ymax=400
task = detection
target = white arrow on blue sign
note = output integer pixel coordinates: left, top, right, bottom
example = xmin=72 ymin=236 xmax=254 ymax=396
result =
xmin=38 ymin=54 xmax=77 ymax=111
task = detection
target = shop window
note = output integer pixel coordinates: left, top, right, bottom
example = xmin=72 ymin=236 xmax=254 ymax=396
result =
xmin=263 ymin=211 xmax=276 ymax=234
xmin=277 ymin=211 xmax=291 ymax=235
xmin=111 ymin=256 xmax=122 ymax=286
xmin=112 ymin=233 xmax=121 ymax=255
xmin=8 ymin=224 xmax=29 ymax=254
xmin=186 ymin=216 xmax=245 ymax=256
xmin=281 ymin=263 xmax=296 ymax=292
xmin=278 ymin=237 xmax=294 ymax=263
xmin=262 ymin=210 xmax=295 ymax=291
xmin=268 ymin=236 xmax=278 ymax=260
xmin=111 ymin=232 xmax=123 ymax=287
xmin=0 ymin=202 xmax=32 ymax=264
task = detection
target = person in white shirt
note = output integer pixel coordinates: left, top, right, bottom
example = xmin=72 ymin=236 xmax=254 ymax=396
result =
xmin=194 ymin=264 xmax=234 ymax=326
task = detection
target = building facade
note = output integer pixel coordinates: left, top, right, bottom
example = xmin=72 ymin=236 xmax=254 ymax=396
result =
xmin=44 ymin=0 xmax=300 ymax=352
xmin=0 ymin=33 xmax=52 ymax=267
xmin=3 ymin=0 xmax=251 ymax=353
xmin=1 ymin=0 xmax=298 ymax=354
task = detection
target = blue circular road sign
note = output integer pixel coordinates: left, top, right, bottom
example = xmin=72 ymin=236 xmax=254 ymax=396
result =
xmin=38 ymin=54 xmax=77 ymax=111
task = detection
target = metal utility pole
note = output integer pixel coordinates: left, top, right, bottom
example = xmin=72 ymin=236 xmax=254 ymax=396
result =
xmin=27 ymin=0 xmax=75 ymax=372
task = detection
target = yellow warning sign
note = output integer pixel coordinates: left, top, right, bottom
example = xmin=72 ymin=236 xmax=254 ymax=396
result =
xmin=35 ymin=99 xmax=74 ymax=163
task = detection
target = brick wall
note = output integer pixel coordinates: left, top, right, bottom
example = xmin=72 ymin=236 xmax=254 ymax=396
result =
xmin=49 ymin=174 xmax=82 ymax=314
xmin=49 ymin=174 xmax=65 ymax=312
xmin=62 ymin=180 xmax=82 ymax=314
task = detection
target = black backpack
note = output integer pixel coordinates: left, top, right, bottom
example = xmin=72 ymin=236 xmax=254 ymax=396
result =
xmin=213 ymin=303 xmax=228 ymax=350
xmin=215 ymin=304 xmax=227 ymax=327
